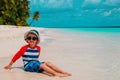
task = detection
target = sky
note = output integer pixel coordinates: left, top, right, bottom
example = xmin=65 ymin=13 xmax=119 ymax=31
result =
xmin=28 ymin=0 xmax=120 ymax=27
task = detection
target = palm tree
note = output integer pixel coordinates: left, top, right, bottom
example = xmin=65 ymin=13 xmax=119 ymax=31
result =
xmin=29 ymin=11 xmax=40 ymax=26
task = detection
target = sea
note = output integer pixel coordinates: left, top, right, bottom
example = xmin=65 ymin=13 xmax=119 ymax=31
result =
xmin=27 ymin=0 xmax=120 ymax=33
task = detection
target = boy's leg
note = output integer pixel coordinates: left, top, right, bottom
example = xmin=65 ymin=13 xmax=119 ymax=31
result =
xmin=45 ymin=62 xmax=65 ymax=73
xmin=40 ymin=63 xmax=69 ymax=77
xmin=45 ymin=62 xmax=72 ymax=76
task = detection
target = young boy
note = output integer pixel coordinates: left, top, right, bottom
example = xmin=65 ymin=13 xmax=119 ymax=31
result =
xmin=4 ymin=30 xmax=71 ymax=77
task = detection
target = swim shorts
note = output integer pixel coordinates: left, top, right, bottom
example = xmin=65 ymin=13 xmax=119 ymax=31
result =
xmin=24 ymin=60 xmax=44 ymax=73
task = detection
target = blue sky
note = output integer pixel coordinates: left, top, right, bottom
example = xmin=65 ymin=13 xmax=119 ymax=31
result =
xmin=29 ymin=0 xmax=120 ymax=27
xmin=30 ymin=0 xmax=120 ymax=12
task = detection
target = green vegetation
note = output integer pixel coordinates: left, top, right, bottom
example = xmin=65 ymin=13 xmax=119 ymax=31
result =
xmin=0 ymin=0 xmax=30 ymax=26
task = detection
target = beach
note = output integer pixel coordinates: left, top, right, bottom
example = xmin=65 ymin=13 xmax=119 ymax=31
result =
xmin=0 ymin=25 xmax=120 ymax=80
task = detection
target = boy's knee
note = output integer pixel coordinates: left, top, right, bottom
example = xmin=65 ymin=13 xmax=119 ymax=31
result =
xmin=40 ymin=63 xmax=46 ymax=68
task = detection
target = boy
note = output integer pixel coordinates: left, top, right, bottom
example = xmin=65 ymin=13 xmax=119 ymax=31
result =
xmin=4 ymin=30 xmax=71 ymax=77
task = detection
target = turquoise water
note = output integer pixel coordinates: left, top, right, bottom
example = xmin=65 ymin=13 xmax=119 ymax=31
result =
xmin=55 ymin=28 xmax=120 ymax=33
xmin=28 ymin=0 xmax=120 ymax=28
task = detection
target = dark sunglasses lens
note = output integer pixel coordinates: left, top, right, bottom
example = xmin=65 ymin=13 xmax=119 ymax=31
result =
xmin=27 ymin=37 xmax=31 ymax=40
xmin=33 ymin=37 xmax=38 ymax=40
xmin=27 ymin=37 xmax=38 ymax=41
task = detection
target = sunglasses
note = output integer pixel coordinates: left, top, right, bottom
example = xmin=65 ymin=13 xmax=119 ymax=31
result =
xmin=26 ymin=36 xmax=38 ymax=41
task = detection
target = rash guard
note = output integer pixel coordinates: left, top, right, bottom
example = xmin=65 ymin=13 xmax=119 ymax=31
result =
xmin=11 ymin=45 xmax=41 ymax=65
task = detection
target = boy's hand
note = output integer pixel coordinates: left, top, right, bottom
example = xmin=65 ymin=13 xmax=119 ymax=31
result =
xmin=4 ymin=65 xmax=12 ymax=70
xmin=4 ymin=61 xmax=13 ymax=70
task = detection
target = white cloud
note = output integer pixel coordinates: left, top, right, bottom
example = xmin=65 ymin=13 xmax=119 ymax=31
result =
xmin=82 ymin=0 xmax=101 ymax=7
xmin=117 ymin=8 xmax=120 ymax=11
xmin=103 ymin=10 xmax=111 ymax=16
xmin=112 ymin=8 xmax=120 ymax=11
xmin=47 ymin=0 xmax=65 ymax=8
xmin=93 ymin=9 xmax=104 ymax=13
xmin=100 ymin=8 xmax=120 ymax=17
xmin=104 ymin=0 xmax=120 ymax=6
xmin=38 ymin=0 xmax=73 ymax=9
xmin=40 ymin=0 xmax=44 ymax=3
xmin=87 ymin=0 xmax=101 ymax=4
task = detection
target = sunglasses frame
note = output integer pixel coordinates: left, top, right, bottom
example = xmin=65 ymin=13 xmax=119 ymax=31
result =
xmin=26 ymin=36 xmax=38 ymax=41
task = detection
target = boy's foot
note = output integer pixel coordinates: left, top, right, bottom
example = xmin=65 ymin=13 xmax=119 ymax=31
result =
xmin=55 ymin=73 xmax=70 ymax=77
xmin=64 ymin=72 xmax=72 ymax=76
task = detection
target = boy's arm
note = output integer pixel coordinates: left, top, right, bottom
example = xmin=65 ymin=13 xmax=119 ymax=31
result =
xmin=4 ymin=45 xmax=28 ymax=70
xmin=4 ymin=49 xmax=23 ymax=70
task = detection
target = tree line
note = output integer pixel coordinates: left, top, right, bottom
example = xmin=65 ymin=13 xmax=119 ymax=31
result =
xmin=0 ymin=0 xmax=39 ymax=26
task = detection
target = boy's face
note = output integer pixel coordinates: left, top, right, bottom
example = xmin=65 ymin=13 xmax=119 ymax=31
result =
xmin=26 ymin=33 xmax=38 ymax=48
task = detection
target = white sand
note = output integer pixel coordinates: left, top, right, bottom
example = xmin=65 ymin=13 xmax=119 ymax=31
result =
xmin=0 ymin=25 xmax=120 ymax=80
